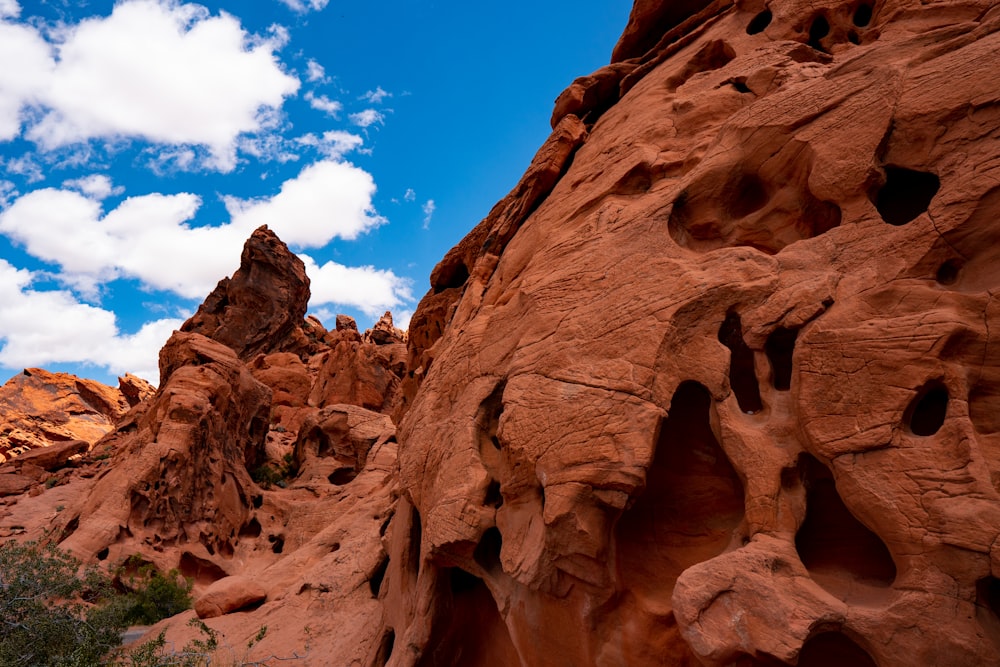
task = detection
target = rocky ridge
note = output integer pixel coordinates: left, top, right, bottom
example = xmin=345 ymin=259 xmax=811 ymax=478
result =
xmin=1 ymin=0 xmax=999 ymax=665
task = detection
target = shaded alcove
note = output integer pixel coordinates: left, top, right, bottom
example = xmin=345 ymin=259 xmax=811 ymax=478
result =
xmin=614 ymin=381 xmax=745 ymax=602
xmin=747 ymin=8 xmax=772 ymax=34
xmin=795 ymin=454 xmax=896 ymax=595
xmin=976 ymin=576 xmax=1000 ymax=648
xmin=179 ymin=551 xmax=228 ymax=586
xmin=798 ymin=631 xmax=877 ymax=667
xmin=807 ymin=16 xmax=830 ymax=51
xmin=765 ymin=327 xmax=799 ymax=391
xmin=871 ymin=166 xmax=940 ymax=226
xmin=416 ymin=567 xmax=520 ymax=667
xmin=904 ymin=381 xmax=948 ymax=436
xmin=719 ymin=312 xmax=764 ymax=413
xmin=854 ymin=3 xmax=873 ymax=26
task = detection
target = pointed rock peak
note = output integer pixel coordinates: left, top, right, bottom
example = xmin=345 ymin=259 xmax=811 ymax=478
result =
xmin=181 ymin=225 xmax=310 ymax=361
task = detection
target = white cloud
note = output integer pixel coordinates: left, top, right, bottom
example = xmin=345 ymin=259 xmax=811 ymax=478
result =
xmin=404 ymin=188 xmax=415 ymax=202
xmin=62 ymin=174 xmax=123 ymax=200
xmin=277 ymin=0 xmax=330 ymax=13
xmin=0 ymin=180 xmax=15 ymax=208
xmin=0 ymin=260 xmax=179 ymax=382
xmin=299 ymin=254 xmax=413 ymax=318
xmin=360 ymin=86 xmax=391 ymax=104
xmin=305 ymin=59 xmax=327 ymax=83
xmin=304 ymin=90 xmax=341 ymax=116
xmin=0 ymin=20 xmax=53 ymax=141
xmin=422 ymin=199 xmax=435 ymax=228
xmin=0 ymin=0 xmax=20 ymax=19
xmin=349 ymin=109 xmax=384 ymax=128
xmin=16 ymin=0 xmax=300 ymax=171
xmin=296 ymin=130 xmax=362 ymax=160
xmin=225 ymin=159 xmax=384 ymax=245
xmin=3 ymin=154 xmax=44 ymax=182
xmin=0 ymin=159 xmax=387 ymax=299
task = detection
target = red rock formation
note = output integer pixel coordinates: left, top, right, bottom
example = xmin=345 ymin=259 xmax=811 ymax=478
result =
xmin=387 ymin=0 xmax=1000 ymax=665
xmin=0 ymin=368 xmax=147 ymax=462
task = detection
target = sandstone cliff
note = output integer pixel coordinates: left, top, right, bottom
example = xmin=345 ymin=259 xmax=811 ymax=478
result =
xmin=2 ymin=0 xmax=1000 ymax=665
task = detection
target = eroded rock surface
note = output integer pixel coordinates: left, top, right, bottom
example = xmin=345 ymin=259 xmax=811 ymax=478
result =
xmin=389 ymin=0 xmax=1000 ymax=665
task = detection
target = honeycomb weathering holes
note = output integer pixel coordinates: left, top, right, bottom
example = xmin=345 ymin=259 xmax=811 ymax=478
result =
xmin=718 ymin=312 xmax=764 ymax=413
xmin=798 ymin=632 xmax=878 ymax=667
xmin=904 ymin=381 xmax=948 ymax=436
xmin=871 ymin=166 xmax=940 ymax=226
xmin=765 ymin=327 xmax=799 ymax=391
xmin=747 ymin=8 xmax=772 ymax=34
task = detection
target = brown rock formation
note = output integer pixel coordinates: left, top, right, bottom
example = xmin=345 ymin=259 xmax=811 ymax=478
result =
xmin=387 ymin=0 xmax=1000 ymax=665
xmin=0 ymin=368 xmax=144 ymax=462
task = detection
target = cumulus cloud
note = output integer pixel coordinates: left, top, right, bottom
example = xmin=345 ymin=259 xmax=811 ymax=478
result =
xmin=277 ymin=0 xmax=329 ymax=13
xmin=422 ymin=199 xmax=435 ymax=228
xmin=0 ymin=0 xmax=19 ymax=19
xmin=6 ymin=0 xmax=299 ymax=171
xmin=360 ymin=86 xmax=391 ymax=104
xmin=0 ymin=159 xmax=386 ymax=298
xmin=296 ymin=130 xmax=363 ymax=160
xmin=304 ymin=90 xmax=341 ymax=116
xmin=305 ymin=59 xmax=327 ymax=83
xmin=299 ymin=254 xmax=413 ymax=318
xmin=349 ymin=109 xmax=384 ymax=128
xmin=62 ymin=174 xmax=123 ymax=200
xmin=0 ymin=260 xmax=180 ymax=382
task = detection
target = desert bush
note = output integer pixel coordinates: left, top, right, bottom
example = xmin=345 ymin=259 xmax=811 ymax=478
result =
xmin=116 ymin=557 xmax=193 ymax=625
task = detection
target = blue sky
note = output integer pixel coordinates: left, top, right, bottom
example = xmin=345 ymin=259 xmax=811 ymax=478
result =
xmin=0 ymin=0 xmax=631 ymax=384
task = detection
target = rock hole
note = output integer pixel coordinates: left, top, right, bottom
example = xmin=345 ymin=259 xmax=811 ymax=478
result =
xmin=795 ymin=454 xmax=896 ymax=591
xmin=975 ymin=576 xmax=1000 ymax=645
xmin=270 ymin=535 xmax=284 ymax=554
xmin=808 ymin=16 xmax=830 ymax=51
xmin=474 ymin=526 xmax=503 ymax=574
xmin=379 ymin=516 xmax=392 ymax=536
xmin=477 ymin=382 xmax=506 ymax=469
xmin=369 ymin=554 xmax=390 ymax=597
xmin=904 ymin=381 xmax=948 ymax=436
xmin=432 ymin=260 xmax=470 ymax=294
xmin=936 ymin=259 xmax=962 ymax=285
xmin=765 ymin=327 xmax=799 ymax=391
xmin=719 ymin=312 xmax=764 ymax=413
xmin=728 ymin=77 xmax=751 ymax=93
xmin=239 ymin=517 xmax=262 ymax=538
xmin=615 ymin=163 xmax=655 ymax=195
xmin=376 ymin=628 xmax=395 ymax=667
xmin=871 ymin=166 xmax=940 ymax=226
xmin=328 ymin=467 xmax=358 ymax=485
xmin=58 ymin=516 xmax=79 ymax=543
xmin=251 ymin=494 xmax=263 ymax=509
xmin=179 ymin=551 xmax=228 ymax=585
xmin=614 ymin=381 xmax=746 ymax=600
xmin=853 ymin=3 xmax=873 ymax=26
xmin=449 ymin=567 xmax=480 ymax=594
xmin=798 ymin=631 xmax=877 ymax=667
xmin=848 ymin=30 xmax=860 ymax=44
xmin=410 ymin=508 xmax=423 ymax=577
xmin=484 ymin=479 xmax=503 ymax=508
xmin=666 ymin=40 xmax=737 ymax=92
xmin=723 ymin=172 xmax=769 ymax=219
xmin=780 ymin=465 xmax=799 ymax=489
xmin=747 ymin=8 xmax=772 ymax=34
xmin=97 ymin=547 xmax=109 ymax=561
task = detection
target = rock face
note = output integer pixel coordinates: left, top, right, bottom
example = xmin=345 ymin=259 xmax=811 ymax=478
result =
xmin=389 ymin=0 xmax=1000 ymax=665
xmin=0 ymin=368 xmax=151 ymax=462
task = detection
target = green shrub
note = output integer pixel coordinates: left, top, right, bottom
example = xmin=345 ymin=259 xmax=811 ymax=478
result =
xmin=0 ymin=538 xmax=126 ymax=666
xmin=116 ymin=557 xmax=193 ymax=625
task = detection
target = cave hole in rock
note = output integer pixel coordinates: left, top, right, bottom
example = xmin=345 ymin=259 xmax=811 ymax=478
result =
xmin=269 ymin=535 xmax=284 ymax=554
xmin=808 ymin=16 xmax=830 ymax=51
xmin=416 ymin=567 xmax=519 ymax=667
xmin=747 ymin=8 xmax=772 ymax=34
xmin=795 ymin=454 xmax=896 ymax=589
xmin=667 ymin=40 xmax=737 ymax=92
xmin=728 ymin=77 xmax=751 ymax=94
xmin=614 ymin=381 xmax=745 ymax=601
xmin=328 ymin=467 xmax=358 ymax=485
xmin=251 ymin=494 xmax=263 ymax=509
xmin=474 ymin=526 xmax=503 ymax=574
xmin=723 ymin=172 xmax=769 ymax=219
xmin=179 ymin=551 xmax=228 ymax=586
xmin=719 ymin=312 xmax=764 ymax=413
xmin=369 ymin=554 xmax=390 ymax=598
xmin=58 ymin=516 xmax=79 ymax=543
xmin=485 ymin=479 xmax=503 ymax=508
xmin=410 ymin=508 xmax=423 ymax=576
xmin=936 ymin=259 xmax=962 ymax=285
xmin=379 ymin=516 xmax=392 ymax=536
xmin=798 ymin=631 xmax=877 ymax=667
xmin=765 ymin=327 xmax=799 ymax=391
xmin=376 ymin=628 xmax=395 ymax=667
xmin=432 ymin=260 xmax=470 ymax=294
xmin=976 ymin=576 xmax=1000 ymax=643
xmin=848 ymin=30 xmax=860 ymax=44
xmin=477 ymin=382 xmax=506 ymax=475
xmin=904 ymin=381 xmax=948 ymax=436
xmin=239 ymin=517 xmax=262 ymax=538
xmin=97 ymin=547 xmax=109 ymax=561
xmin=871 ymin=166 xmax=940 ymax=226
xmin=853 ymin=3 xmax=873 ymax=26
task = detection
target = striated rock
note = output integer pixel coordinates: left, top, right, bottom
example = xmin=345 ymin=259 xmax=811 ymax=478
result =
xmin=0 ymin=473 xmax=33 ymax=497
xmin=180 ymin=225 xmax=310 ymax=362
xmin=388 ymin=0 xmax=1000 ymax=665
xmin=293 ymin=405 xmax=395 ymax=486
xmin=8 ymin=439 xmax=89 ymax=472
xmin=118 ymin=373 xmax=155 ymax=407
xmin=0 ymin=368 xmax=134 ymax=462
xmin=194 ymin=575 xmax=267 ymax=619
